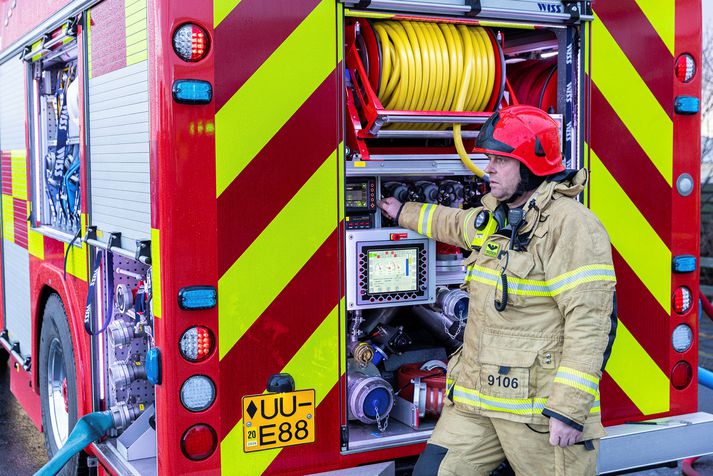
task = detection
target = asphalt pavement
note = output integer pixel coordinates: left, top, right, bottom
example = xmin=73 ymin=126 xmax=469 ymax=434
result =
xmin=2 ymin=312 xmax=713 ymax=475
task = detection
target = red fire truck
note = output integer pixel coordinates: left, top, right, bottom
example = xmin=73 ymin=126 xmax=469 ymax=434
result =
xmin=1 ymin=0 xmax=712 ymax=474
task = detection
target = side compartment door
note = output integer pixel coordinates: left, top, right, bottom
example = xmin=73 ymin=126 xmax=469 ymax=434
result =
xmin=0 ymin=56 xmax=32 ymax=361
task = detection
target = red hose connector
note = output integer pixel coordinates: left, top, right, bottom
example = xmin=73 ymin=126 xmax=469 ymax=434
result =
xmin=682 ymin=456 xmax=702 ymax=476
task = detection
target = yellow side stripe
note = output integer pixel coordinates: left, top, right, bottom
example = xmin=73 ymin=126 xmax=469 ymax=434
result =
xmin=64 ymin=214 xmax=88 ymax=281
xmin=218 ymin=152 xmax=338 ymax=359
xmin=221 ymin=304 xmax=340 ymax=474
xmin=633 ymin=0 xmax=674 ymax=56
xmin=605 ymin=320 xmax=670 ymax=415
xmin=215 ymin=0 xmax=336 ymax=197
xmin=590 ymin=150 xmax=671 ymax=313
xmin=11 ymin=150 xmax=27 ymax=200
xmin=28 ymin=229 xmax=45 ymax=260
xmin=2 ymin=195 xmax=14 ymax=242
xmin=590 ymin=13 xmax=672 ymax=186
xmin=151 ymin=228 xmax=162 ymax=318
xmin=214 ymin=0 xmax=243 ymax=27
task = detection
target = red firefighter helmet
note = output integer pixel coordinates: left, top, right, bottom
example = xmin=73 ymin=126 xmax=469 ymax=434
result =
xmin=474 ymin=105 xmax=565 ymax=176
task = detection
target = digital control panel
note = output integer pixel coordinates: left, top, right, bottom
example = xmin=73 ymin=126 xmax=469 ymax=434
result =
xmin=345 ymin=214 xmax=374 ymax=230
xmin=346 ymin=179 xmax=376 ymax=211
xmin=346 ymin=229 xmax=436 ymax=310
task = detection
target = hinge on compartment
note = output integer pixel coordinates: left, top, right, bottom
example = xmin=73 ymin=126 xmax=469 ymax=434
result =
xmin=563 ymin=1 xmax=581 ymax=23
xmin=135 ymin=240 xmax=151 ymax=265
xmin=107 ymin=232 xmax=122 ymax=251
xmin=465 ymin=0 xmax=482 ymax=17
xmin=340 ymin=425 xmax=349 ymax=449
xmin=84 ymin=225 xmax=98 ymax=242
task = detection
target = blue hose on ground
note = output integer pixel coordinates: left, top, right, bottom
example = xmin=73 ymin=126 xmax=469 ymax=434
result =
xmin=34 ymin=411 xmax=114 ymax=476
xmin=700 ymin=366 xmax=713 ymax=390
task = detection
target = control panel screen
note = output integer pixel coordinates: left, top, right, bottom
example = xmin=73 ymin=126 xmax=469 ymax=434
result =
xmin=346 ymin=182 xmax=368 ymax=209
xmin=367 ymin=248 xmax=418 ymax=294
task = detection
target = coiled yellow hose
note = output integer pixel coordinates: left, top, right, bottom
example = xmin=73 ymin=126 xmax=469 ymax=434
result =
xmin=372 ymin=21 xmax=496 ymax=177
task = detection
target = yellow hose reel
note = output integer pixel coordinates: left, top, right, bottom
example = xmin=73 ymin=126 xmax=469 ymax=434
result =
xmin=356 ymin=20 xmax=504 ymax=177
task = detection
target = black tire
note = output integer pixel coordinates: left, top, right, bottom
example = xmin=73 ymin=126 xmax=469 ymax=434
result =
xmin=39 ymin=294 xmax=81 ymax=476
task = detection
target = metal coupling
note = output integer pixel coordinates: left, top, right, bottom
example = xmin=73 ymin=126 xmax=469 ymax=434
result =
xmin=108 ymin=361 xmax=147 ymax=388
xmin=109 ymin=402 xmax=142 ymax=430
xmin=108 ymin=319 xmax=134 ymax=347
xmin=349 ymin=341 xmax=374 ymax=368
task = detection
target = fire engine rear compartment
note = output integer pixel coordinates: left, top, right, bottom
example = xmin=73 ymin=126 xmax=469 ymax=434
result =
xmin=339 ymin=9 xmax=577 ymax=453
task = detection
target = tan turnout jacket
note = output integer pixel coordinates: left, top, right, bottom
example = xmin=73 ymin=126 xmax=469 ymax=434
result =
xmin=398 ymin=169 xmax=616 ymax=438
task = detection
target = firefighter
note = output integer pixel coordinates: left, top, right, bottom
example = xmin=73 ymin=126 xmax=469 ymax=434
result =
xmin=378 ymin=105 xmax=616 ymax=475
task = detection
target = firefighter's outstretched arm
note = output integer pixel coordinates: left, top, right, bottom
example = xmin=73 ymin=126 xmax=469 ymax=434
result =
xmin=540 ymin=205 xmax=617 ymax=434
xmin=378 ymin=198 xmax=483 ymax=250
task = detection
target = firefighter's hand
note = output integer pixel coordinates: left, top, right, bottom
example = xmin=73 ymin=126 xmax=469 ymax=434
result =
xmin=378 ymin=197 xmax=403 ymax=221
xmin=549 ymin=417 xmax=583 ymax=447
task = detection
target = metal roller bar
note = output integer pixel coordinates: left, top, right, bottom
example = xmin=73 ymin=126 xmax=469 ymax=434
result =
xmin=0 ymin=0 xmax=102 ymax=64
xmin=340 ymin=1 xmax=593 ymax=24
xmin=85 ymin=238 xmax=147 ymax=263
xmin=374 ymin=130 xmax=479 ymax=139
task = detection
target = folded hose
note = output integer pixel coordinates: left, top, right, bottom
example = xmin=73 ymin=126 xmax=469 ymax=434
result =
xmin=34 ymin=411 xmax=114 ymax=476
xmin=372 ymin=21 xmax=497 ymax=177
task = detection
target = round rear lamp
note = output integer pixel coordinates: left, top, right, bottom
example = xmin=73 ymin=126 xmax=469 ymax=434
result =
xmin=675 ymin=54 xmax=696 ymax=83
xmin=173 ymin=23 xmax=210 ymax=62
xmin=672 ymin=324 xmax=693 ymax=353
xmin=181 ymin=424 xmax=217 ymax=461
xmin=673 ymin=286 xmax=692 ymax=314
xmin=671 ymin=361 xmax=693 ymax=390
xmin=180 ymin=326 xmax=214 ymax=362
xmin=180 ymin=375 xmax=216 ymax=412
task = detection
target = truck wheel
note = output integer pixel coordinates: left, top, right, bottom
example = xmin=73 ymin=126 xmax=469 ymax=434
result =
xmin=39 ymin=294 xmax=81 ymax=476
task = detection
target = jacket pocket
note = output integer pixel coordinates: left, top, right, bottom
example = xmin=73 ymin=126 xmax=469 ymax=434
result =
xmin=444 ymin=346 xmax=463 ymax=406
xmin=479 ymin=340 xmax=538 ymax=399
xmin=501 ymin=251 xmax=535 ymax=308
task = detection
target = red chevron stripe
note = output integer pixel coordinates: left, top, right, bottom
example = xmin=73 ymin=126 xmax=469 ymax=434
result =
xmin=611 ymin=247 xmax=668 ymax=373
xmin=589 ymin=81 xmax=671 ymax=248
xmin=217 ymin=72 xmax=337 ymax=275
xmin=1 ymin=152 xmax=11 ymax=195
xmin=219 ymin=229 xmax=340 ymax=438
xmin=214 ymin=0 xmax=323 ymax=110
xmin=593 ymin=0 xmax=673 ymax=118
xmin=13 ymin=198 xmax=27 ymax=248
xmin=600 ymin=371 xmax=643 ymax=425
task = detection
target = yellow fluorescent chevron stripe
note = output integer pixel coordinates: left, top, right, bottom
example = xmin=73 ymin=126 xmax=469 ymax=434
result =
xmin=218 ymin=152 xmax=338 ymax=358
xmin=214 ymin=0 xmax=242 ymax=27
xmin=11 ymin=150 xmax=27 ymax=200
xmin=605 ymin=320 xmax=670 ymax=415
xmin=64 ymin=242 xmax=88 ymax=281
xmin=220 ymin=304 xmax=340 ymax=474
xmin=590 ymin=13 xmax=672 ymax=186
xmin=215 ymin=0 xmax=336 ymax=196
xmin=2 ymin=195 xmax=14 ymax=242
xmin=151 ymin=228 xmax=162 ymax=318
xmin=28 ymin=229 xmax=44 ymax=259
xmin=590 ymin=150 xmax=671 ymax=312
xmin=634 ymin=0 xmax=674 ymax=55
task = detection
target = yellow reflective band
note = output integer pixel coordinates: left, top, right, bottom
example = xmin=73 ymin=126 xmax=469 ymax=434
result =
xmin=633 ymin=0 xmax=674 ymax=55
xmin=2 ymin=195 xmax=14 ymax=242
xmin=11 ymin=150 xmax=27 ymax=200
xmin=590 ymin=150 xmax=671 ymax=313
xmin=151 ymin=228 xmax=162 ymax=318
xmin=215 ymin=0 xmax=336 ymax=197
xmin=558 ymin=366 xmax=599 ymax=385
xmin=28 ymin=229 xmax=45 ymax=260
xmin=553 ymin=376 xmax=599 ymax=397
xmin=591 ymin=13 xmax=672 ymax=185
xmin=214 ymin=0 xmax=243 ymax=27
xmin=221 ymin=304 xmax=340 ymax=473
xmin=462 ymin=208 xmax=478 ymax=246
xmin=465 ymin=264 xmax=615 ymax=297
xmin=605 ymin=320 xmax=669 ymax=415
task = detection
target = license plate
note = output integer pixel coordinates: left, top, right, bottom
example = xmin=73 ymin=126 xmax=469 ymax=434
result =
xmin=242 ymin=389 xmax=315 ymax=453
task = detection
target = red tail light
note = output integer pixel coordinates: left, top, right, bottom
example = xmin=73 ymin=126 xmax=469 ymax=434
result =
xmin=673 ymin=286 xmax=692 ymax=314
xmin=675 ymin=54 xmax=696 ymax=83
xmin=181 ymin=424 xmax=217 ymax=461
xmin=173 ymin=23 xmax=210 ymax=62
xmin=671 ymin=361 xmax=693 ymax=390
